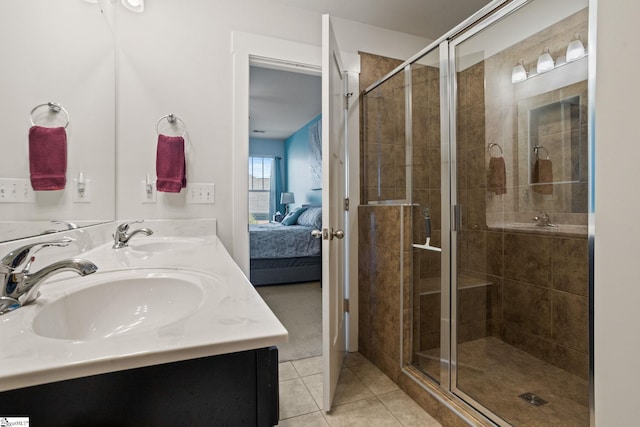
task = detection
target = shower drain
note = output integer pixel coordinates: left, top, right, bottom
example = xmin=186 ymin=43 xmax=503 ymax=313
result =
xmin=519 ymin=392 xmax=549 ymax=407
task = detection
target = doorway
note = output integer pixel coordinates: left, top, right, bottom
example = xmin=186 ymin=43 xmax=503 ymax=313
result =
xmin=248 ymin=63 xmax=323 ymax=362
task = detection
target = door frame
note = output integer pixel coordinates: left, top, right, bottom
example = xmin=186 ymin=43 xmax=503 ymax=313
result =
xmin=231 ymin=31 xmax=360 ymax=352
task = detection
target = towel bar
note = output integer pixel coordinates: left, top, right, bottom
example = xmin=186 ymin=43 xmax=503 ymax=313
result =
xmin=156 ymin=113 xmax=186 ymax=137
xmin=533 ymin=144 xmax=550 ymax=160
xmin=488 ymin=142 xmax=503 ymax=157
xmin=29 ymin=102 xmax=70 ymax=129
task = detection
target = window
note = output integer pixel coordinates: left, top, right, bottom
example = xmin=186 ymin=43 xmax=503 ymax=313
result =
xmin=248 ymin=156 xmax=273 ymax=223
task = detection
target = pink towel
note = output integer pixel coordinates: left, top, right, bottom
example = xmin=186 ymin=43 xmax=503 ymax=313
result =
xmin=156 ymin=134 xmax=186 ymax=193
xmin=28 ymin=126 xmax=67 ymax=191
xmin=532 ymin=158 xmax=553 ymax=194
xmin=487 ymin=156 xmax=507 ymax=195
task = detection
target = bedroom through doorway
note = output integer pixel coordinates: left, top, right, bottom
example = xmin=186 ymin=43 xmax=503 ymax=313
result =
xmin=248 ymin=62 xmax=323 ymax=362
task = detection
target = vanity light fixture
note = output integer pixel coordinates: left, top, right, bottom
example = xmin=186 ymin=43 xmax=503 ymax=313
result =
xmin=536 ymin=47 xmax=555 ymax=73
xmin=566 ymin=33 xmax=586 ymax=62
xmin=121 ymin=0 xmax=144 ymax=13
xmin=511 ymin=59 xmax=528 ymax=83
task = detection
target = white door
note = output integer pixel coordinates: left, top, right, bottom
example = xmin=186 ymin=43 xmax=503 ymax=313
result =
xmin=320 ymin=14 xmax=347 ymax=412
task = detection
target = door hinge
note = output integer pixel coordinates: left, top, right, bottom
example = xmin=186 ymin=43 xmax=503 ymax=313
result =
xmin=344 ymin=298 xmax=350 ymax=313
xmin=344 ymin=197 xmax=350 ymax=211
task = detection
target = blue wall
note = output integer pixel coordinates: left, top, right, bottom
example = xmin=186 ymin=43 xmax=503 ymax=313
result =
xmin=249 ymin=138 xmax=285 ymax=159
xmin=284 ymin=115 xmax=321 ymax=208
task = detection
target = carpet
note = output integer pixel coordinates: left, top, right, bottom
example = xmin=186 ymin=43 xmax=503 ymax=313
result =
xmin=256 ymin=282 xmax=322 ymax=362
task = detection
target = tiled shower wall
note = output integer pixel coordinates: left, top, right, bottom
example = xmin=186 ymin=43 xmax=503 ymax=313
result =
xmin=360 ymin=53 xmax=405 ymax=202
xmin=359 ymin=8 xmax=590 ymax=410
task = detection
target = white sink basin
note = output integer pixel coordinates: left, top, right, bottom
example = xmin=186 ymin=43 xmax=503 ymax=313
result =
xmin=128 ymin=237 xmax=205 ymax=253
xmin=32 ymin=270 xmax=207 ymax=340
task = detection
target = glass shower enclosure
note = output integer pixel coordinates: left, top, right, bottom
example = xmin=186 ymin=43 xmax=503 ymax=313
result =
xmin=361 ymin=0 xmax=592 ymax=425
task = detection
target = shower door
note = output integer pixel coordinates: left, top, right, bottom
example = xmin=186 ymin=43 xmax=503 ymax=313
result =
xmin=449 ymin=0 xmax=591 ymax=425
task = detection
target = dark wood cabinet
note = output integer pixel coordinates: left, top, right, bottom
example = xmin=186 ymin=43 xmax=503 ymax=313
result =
xmin=0 ymin=347 xmax=279 ymax=426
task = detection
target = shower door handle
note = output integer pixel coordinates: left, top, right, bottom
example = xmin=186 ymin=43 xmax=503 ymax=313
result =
xmin=452 ymin=205 xmax=463 ymax=231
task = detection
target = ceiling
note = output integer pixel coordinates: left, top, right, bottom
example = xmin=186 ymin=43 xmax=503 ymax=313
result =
xmin=250 ymin=0 xmax=492 ymax=141
xmin=271 ymin=0 xmax=492 ymax=40
xmin=249 ymin=66 xmax=321 ymax=141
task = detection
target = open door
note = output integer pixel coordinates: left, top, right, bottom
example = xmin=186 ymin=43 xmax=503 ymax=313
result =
xmin=320 ymin=14 xmax=347 ymax=412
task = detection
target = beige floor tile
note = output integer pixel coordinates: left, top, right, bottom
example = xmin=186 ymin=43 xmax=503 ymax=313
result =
xmin=378 ymin=389 xmax=441 ymax=427
xmin=292 ymin=355 xmax=323 ymax=377
xmin=333 ymin=368 xmax=375 ymax=406
xmin=349 ymin=362 xmax=399 ymax=395
xmin=280 ymin=377 xmax=320 ymax=420
xmin=301 ymin=372 xmax=324 ymax=408
xmin=280 ymin=361 xmax=299 ymax=381
xmin=278 ymin=411 xmax=330 ymax=427
xmin=323 ymin=396 xmax=403 ymax=427
xmin=343 ymin=351 xmax=369 ymax=368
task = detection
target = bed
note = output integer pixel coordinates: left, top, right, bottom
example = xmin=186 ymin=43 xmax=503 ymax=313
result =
xmin=249 ymin=206 xmax=322 ymax=286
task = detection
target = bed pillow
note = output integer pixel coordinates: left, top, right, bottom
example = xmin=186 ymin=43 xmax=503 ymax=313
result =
xmin=296 ymin=207 xmax=322 ymax=229
xmin=281 ymin=207 xmax=307 ymax=226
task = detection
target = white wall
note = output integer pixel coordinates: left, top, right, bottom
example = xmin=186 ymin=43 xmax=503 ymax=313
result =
xmin=115 ymin=0 xmax=429 ymax=251
xmin=594 ymin=0 xmax=640 ymax=424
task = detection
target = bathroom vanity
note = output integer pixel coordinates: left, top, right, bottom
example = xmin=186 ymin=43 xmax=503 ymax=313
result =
xmin=0 ymin=220 xmax=286 ymax=426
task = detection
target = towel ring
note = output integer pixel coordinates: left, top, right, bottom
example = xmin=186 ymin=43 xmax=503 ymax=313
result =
xmin=29 ymin=102 xmax=70 ymax=129
xmin=156 ymin=113 xmax=186 ymax=137
xmin=533 ymin=145 xmax=550 ymax=160
xmin=488 ymin=142 xmax=503 ymax=157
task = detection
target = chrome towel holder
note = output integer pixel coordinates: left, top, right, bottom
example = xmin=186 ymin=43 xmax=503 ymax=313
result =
xmin=488 ymin=142 xmax=503 ymax=157
xmin=156 ymin=113 xmax=186 ymax=137
xmin=29 ymin=102 xmax=70 ymax=129
xmin=533 ymin=144 xmax=550 ymax=160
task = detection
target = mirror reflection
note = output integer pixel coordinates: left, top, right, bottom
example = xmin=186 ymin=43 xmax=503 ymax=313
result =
xmin=0 ymin=1 xmax=115 ymax=242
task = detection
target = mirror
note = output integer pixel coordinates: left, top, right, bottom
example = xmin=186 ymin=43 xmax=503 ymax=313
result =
xmin=0 ymin=1 xmax=115 ymax=242
xmin=517 ymin=80 xmax=588 ymax=214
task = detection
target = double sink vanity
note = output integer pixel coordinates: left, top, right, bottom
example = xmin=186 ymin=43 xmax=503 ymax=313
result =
xmin=0 ymin=219 xmax=286 ymax=425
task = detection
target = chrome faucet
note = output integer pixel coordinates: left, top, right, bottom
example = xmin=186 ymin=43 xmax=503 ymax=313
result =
xmin=533 ymin=212 xmax=558 ymax=227
xmin=112 ymin=220 xmax=154 ymax=249
xmin=0 ymin=238 xmax=98 ymax=315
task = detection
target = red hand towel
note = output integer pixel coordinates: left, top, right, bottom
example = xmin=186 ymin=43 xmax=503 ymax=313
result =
xmin=156 ymin=134 xmax=186 ymax=193
xmin=532 ymin=158 xmax=553 ymax=194
xmin=28 ymin=126 xmax=67 ymax=191
xmin=487 ymin=156 xmax=507 ymax=195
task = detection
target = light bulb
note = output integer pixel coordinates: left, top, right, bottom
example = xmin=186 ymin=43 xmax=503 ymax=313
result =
xmin=511 ymin=59 xmax=527 ymax=83
xmin=121 ymin=0 xmax=144 ymax=12
xmin=536 ymin=47 xmax=555 ymax=73
xmin=566 ymin=33 xmax=586 ymax=62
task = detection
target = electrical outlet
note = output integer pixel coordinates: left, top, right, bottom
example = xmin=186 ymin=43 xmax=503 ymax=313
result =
xmin=0 ymin=178 xmax=35 ymax=203
xmin=73 ymin=178 xmax=92 ymax=203
xmin=141 ymin=180 xmax=157 ymax=203
xmin=186 ymin=183 xmax=215 ymax=204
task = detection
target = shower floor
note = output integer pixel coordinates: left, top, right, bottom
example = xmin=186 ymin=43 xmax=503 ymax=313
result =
xmin=415 ymin=337 xmax=589 ymax=426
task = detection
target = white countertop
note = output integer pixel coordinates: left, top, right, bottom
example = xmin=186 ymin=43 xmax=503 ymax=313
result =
xmin=0 ymin=220 xmax=288 ymax=392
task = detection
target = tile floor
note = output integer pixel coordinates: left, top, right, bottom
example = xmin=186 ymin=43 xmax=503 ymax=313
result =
xmin=417 ymin=337 xmax=589 ymax=426
xmin=278 ymin=352 xmax=441 ymax=426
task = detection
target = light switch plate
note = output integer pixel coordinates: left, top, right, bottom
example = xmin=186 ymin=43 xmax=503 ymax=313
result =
xmin=0 ymin=178 xmax=35 ymax=203
xmin=186 ymin=183 xmax=215 ymax=204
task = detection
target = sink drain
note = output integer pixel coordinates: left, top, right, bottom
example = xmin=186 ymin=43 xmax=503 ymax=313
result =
xmin=519 ymin=392 xmax=548 ymax=407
